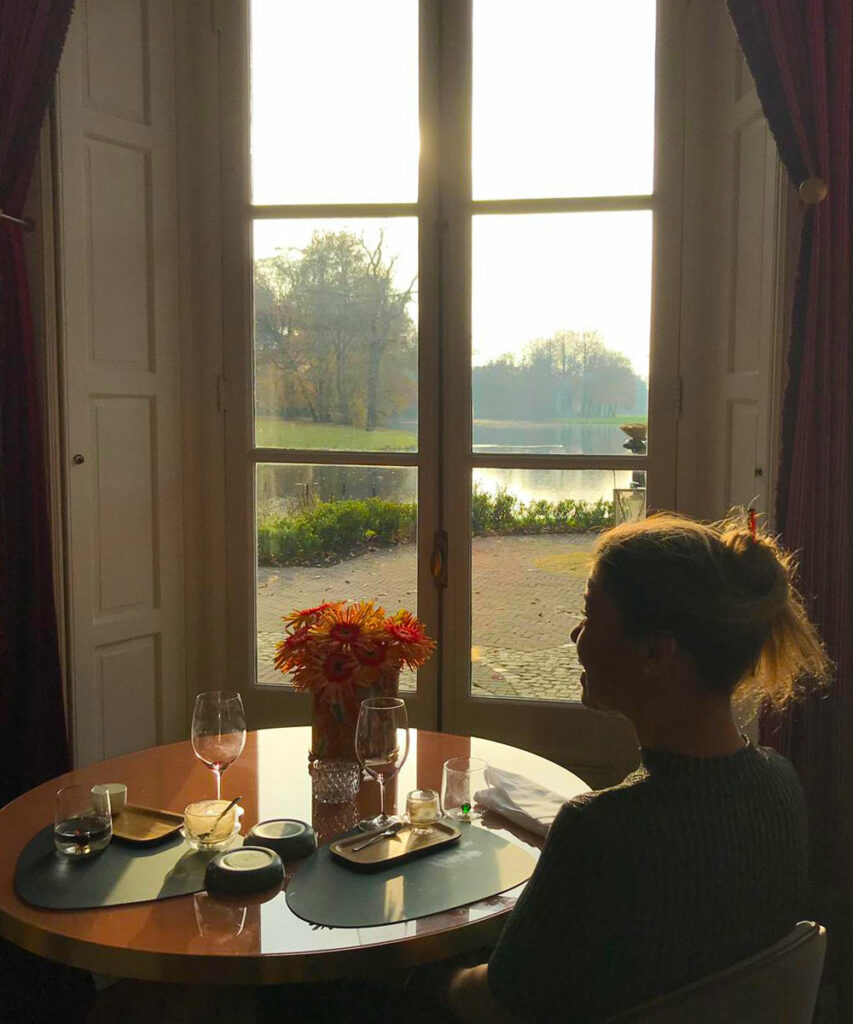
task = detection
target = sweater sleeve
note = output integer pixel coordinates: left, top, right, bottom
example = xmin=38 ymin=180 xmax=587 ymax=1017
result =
xmin=487 ymin=795 xmax=626 ymax=1024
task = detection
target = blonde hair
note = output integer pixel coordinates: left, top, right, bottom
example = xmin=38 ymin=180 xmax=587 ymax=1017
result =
xmin=591 ymin=512 xmax=831 ymax=712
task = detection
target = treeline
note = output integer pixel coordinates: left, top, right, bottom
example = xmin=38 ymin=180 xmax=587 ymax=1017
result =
xmin=473 ymin=330 xmax=647 ymax=421
xmin=255 ymin=231 xmax=646 ymax=429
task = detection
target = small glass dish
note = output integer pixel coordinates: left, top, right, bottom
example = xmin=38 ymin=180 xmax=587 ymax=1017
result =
xmin=181 ymin=802 xmax=243 ymax=852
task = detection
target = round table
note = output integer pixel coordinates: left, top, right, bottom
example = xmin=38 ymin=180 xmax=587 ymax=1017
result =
xmin=0 ymin=728 xmax=589 ymax=984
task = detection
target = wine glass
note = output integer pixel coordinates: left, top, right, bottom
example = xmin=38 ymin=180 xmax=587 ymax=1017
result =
xmin=355 ymin=697 xmax=409 ymax=832
xmin=191 ymin=691 xmax=246 ymax=800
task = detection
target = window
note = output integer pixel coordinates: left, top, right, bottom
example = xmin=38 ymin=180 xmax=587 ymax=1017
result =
xmin=222 ymin=0 xmax=679 ymax=767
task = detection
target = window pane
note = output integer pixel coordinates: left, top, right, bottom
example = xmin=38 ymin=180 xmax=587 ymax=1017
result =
xmin=470 ymin=469 xmax=646 ymax=702
xmin=254 ymin=219 xmax=418 ymax=452
xmin=473 ymin=0 xmax=656 ymax=199
xmin=472 ymin=212 xmax=650 ymax=456
xmin=257 ymin=464 xmax=419 ymax=691
xmin=250 ymin=0 xmax=419 ymax=204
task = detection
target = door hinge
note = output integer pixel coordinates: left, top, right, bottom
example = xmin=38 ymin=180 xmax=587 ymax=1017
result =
xmin=430 ymin=529 xmax=448 ymax=589
xmin=216 ymin=374 xmax=227 ymax=414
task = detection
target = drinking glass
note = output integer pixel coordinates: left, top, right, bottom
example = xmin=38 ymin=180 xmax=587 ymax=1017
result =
xmin=355 ymin=697 xmax=409 ymax=832
xmin=441 ymin=756 xmax=489 ymax=821
xmin=54 ymin=784 xmax=112 ymax=857
xmin=406 ymin=788 xmax=440 ymax=836
xmin=191 ymin=691 xmax=247 ymax=800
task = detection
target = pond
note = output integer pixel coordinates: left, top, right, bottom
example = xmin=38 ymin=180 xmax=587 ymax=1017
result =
xmin=256 ymin=421 xmax=646 ymax=510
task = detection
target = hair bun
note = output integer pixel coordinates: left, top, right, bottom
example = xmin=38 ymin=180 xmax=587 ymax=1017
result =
xmin=723 ymin=528 xmax=789 ymax=608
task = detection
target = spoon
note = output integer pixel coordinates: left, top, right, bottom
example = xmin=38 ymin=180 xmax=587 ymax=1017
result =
xmin=352 ymin=820 xmax=404 ymax=852
xmin=198 ymin=795 xmax=242 ymax=840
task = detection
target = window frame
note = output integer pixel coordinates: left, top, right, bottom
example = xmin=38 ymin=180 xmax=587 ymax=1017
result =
xmin=217 ymin=0 xmax=687 ymax=772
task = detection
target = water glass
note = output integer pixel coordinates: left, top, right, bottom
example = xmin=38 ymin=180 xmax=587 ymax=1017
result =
xmin=54 ymin=784 xmax=112 ymax=857
xmin=406 ymin=789 xmax=440 ymax=835
xmin=441 ymin=757 xmax=488 ymax=821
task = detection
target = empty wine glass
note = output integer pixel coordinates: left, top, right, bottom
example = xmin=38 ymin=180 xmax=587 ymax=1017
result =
xmin=191 ymin=691 xmax=246 ymax=800
xmin=355 ymin=697 xmax=409 ymax=832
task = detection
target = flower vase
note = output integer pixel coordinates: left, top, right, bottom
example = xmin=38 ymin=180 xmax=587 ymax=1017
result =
xmin=309 ymin=667 xmax=399 ymax=763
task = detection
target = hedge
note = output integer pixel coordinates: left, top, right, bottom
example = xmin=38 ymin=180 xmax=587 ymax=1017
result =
xmin=258 ymin=488 xmax=612 ymax=566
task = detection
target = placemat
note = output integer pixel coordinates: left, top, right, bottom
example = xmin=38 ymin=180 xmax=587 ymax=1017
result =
xmin=286 ymin=824 xmax=536 ymax=928
xmin=15 ymin=826 xmax=242 ymax=909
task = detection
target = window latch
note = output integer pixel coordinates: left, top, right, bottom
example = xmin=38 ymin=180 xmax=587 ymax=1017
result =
xmin=430 ymin=530 xmax=448 ymax=589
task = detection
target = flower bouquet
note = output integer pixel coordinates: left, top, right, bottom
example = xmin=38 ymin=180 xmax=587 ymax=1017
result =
xmin=274 ymin=601 xmax=435 ymax=762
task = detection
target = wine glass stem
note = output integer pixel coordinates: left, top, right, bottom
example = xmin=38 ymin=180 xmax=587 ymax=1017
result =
xmin=378 ymin=777 xmax=386 ymax=821
xmin=215 ymin=768 xmax=221 ymax=801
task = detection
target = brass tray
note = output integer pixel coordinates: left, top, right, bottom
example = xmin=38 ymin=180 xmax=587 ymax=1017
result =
xmin=111 ymin=804 xmax=184 ymax=844
xmin=330 ymin=820 xmax=461 ymax=870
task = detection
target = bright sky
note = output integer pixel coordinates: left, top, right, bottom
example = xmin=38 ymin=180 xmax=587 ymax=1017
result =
xmin=251 ymin=0 xmax=656 ymax=376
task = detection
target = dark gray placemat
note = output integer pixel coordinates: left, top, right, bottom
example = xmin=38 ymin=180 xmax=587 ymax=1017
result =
xmin=286 ymin=824 xmax=536 ymax=928
xmin=14 ymin=825 xmax=239 ymax=909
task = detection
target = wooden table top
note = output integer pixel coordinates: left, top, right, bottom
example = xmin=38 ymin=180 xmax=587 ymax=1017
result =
xmin=0 ymin=727 xmax=589 ymax=984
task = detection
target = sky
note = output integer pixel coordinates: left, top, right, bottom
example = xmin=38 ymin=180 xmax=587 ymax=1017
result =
xmin=250 ymin=0 xmax=656 ymax=376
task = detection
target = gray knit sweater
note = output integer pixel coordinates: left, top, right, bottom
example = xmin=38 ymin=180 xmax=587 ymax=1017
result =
xmin=488 ymin=742 xmax=808 ymax=1024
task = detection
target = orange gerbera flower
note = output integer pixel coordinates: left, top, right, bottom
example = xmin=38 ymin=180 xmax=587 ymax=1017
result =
xmin=384 ymin=610 xmax=436 ymax=670
xmin=283 ymin=601 xmax=343 ymax=630
xmin=274 ymin=600 xmax=434 ymax=698
xmin=316 ymin=601 xmax=384 ymax=650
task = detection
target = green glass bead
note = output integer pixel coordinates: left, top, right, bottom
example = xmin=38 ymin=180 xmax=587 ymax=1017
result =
xmin=461 ymin=802 xmax=471 ymax=815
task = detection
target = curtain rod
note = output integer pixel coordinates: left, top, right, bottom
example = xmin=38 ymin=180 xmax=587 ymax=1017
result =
xmin=0 ymin=210 xmax=35 ymax=231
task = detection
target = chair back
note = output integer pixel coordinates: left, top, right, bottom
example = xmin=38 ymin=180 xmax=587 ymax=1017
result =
xmin=602 ymin=921 xmax=826 ymax=1024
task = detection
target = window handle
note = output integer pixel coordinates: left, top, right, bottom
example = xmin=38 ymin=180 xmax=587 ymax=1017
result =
xmin=431 ymin=530 xmax=448 ymax=589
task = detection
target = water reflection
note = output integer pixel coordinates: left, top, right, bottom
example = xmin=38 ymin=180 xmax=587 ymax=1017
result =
xmin=473 ymin=466 xmax=638 ymax=505
xmin=473 ymin=420 xmax=631 ymax=456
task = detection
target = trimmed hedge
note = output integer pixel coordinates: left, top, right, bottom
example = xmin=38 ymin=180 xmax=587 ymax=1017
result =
xmin=471 ymin=486 xmax=613 ymax=536
xmin=258 ymin=497 xmax=417 ymax=566
xmin=258 ymin=488 xmax=613 ymax=566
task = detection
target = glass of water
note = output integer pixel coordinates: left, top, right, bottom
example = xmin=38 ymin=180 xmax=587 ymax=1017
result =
xmin=441 ymin=757 xmax=488 ymax=821
xmin=54 ymin=784 xmax=112 ymax=857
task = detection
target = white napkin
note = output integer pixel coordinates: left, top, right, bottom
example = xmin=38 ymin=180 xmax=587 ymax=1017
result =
xmin=474 ymin=766 xmax=590 ymax=837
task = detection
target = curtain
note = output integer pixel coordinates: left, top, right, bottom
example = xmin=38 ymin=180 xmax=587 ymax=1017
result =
xmin=728 ymin=0 xmax=853 ymax=944
xmin=0 ymin=0 xmax=76 ymax=806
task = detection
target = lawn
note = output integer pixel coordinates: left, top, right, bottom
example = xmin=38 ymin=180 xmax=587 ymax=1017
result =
xmin=255 ymin=417 xmax=417 ymax=451
xmin=474 ymin=415 xmax=647 ymax=428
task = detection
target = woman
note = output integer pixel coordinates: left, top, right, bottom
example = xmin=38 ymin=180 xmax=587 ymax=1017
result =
xmin=415 ymin=513 xmax=830 ymax=1024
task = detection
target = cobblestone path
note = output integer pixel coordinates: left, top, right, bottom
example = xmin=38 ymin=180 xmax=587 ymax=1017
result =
xmin=257 ymin=534 xmax=594 ymax=702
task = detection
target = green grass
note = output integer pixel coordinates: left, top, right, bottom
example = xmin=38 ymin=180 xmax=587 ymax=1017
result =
xmin=256 ymin=417 xmax=417 ymax=451
xmin=474 ymin=415 xmax=647 ymax=428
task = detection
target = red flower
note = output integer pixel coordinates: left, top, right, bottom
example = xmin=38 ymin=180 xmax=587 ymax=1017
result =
xmin=355 ymin=643 xmax=388 ymax=668
xmin=329 ymin=622 xmax=363 ymax=643
xmin=284 ymin=601 xmax=342 ymax=629
xmin=323 ymin=651 xmax=357 ymax=683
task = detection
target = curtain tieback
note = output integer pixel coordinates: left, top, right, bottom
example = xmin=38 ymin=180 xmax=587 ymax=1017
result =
xmin=799 ymin=177 xmax=828 ymax=205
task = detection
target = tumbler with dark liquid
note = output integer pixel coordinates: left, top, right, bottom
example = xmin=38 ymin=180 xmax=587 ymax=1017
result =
xmin=54 ymin=784 xmax=112 ymax=857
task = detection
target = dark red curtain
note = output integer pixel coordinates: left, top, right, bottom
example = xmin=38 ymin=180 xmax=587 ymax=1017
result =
xmin=728 ymin=0 xmax=853 ymax=956
xmin=0 ymin=1 xmax=76 ymax=806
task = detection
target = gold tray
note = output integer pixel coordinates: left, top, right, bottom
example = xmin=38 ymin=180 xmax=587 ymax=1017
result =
xmin=111 ymin=804 xmax=184 ymax=844
xmin=330 ymin=820 xmax=461 ymax=870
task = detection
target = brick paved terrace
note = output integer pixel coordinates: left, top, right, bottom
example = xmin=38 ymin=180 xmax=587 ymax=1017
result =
xmin=257 ymin=533 xmax=594 ymax=703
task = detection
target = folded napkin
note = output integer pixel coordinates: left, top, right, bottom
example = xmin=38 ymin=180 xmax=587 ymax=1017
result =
xmin=474 ymin=766 xmax=590 ymax=837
